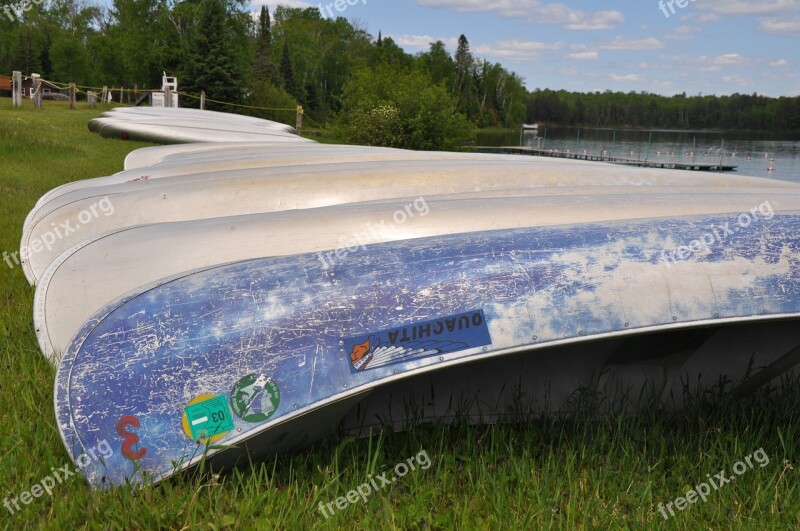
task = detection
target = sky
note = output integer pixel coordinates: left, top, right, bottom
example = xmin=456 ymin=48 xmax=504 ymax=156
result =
xmin=256 ymin=0 xmax=800 ymax=97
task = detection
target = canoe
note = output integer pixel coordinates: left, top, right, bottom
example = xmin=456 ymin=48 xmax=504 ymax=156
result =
xmin=55 ymin=211 xmax=800 ymax=489
xmin=89 ymin=118 xmax=312 ymax=144
xmin=30 ymin=145 xmax=518 ymax=214
xmin=26 ymin=156 xmax=781 ymax=284
xmin=99 ymin=107 xmax=298 ymax=133
xmin=35 ymin=187 xmax=800 ymax=362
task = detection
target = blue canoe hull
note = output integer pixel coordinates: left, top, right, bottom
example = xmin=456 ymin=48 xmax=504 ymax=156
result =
xmin=56 ymin=214 xmax=800 ymax=488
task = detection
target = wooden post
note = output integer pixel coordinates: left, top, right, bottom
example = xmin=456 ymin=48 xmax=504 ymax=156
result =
xmin=12 ymin=71 xmax=22 ymax=107
xmin=69 ymin=83 xmax=76 ymax=110
xmin=200 ymin=91 xmax=206 ymax=110
xmin=119 ymin=86 xmax=123 ymax=103
xmin=296 ymin=105 xmax=304 ymax=136
xmin=165 ymin=85 xmax=173 ymax=108
xmin=31 ymin=74 xmax=42 ymax=109
xmin=87 ymin=91 xmax=96 ymax=108
xmin=101 ymin=86 xmax=108 ymax=104
xmin=134 ymin=84 xmax=138 ymax=104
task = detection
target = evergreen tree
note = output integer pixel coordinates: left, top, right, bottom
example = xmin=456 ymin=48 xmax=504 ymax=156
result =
xmin=280 ymin=40 xmax=296 ymax=98
xmin=454 ymin=34 xmax=472 ymax=94
xmin=252 ymin=6 xmax=276 ymax=83
xmin=181 ymin=0 xmax=244 ymax=109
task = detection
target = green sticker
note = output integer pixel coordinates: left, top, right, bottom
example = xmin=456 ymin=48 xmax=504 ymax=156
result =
xmin=230 ymin=374 xmax=281 ymax=423
xmin=184 ymin=394 xmax=235 ymax=442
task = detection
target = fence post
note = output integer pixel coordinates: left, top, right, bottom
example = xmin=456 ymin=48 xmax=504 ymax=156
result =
xmin=69 ymin=83 xmax=76 ymax=110
xmin=200 ymin=91 xmax=206 ymax=110
xmin=31 ymin=74 xmax=42 ymax=109
xmin=12 ymin=71 xmax=22 ymax=107
xmin=296 ymin=105 xmax=304 ymax=135
xmin=101 ymin=86 xmax=108 ymax=104
xmin=87 ymin=91 xmax=96 ymax=108
xmin=119 ymin=86 xmax=123 ymax=103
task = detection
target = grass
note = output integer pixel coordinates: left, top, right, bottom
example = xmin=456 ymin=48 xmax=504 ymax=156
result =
xmin=1 ymin=98 xmax=799 ymax=529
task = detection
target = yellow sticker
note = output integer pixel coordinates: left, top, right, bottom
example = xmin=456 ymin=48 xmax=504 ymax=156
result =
xmin=181 ymin=393 xmax=232 ymax=444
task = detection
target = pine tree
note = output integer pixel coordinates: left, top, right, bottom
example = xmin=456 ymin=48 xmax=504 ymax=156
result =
xmin=252 ymin=6 xmax=276 ymax=83
xmin=377 ymin=31 xmax=382 ymax=46
xmin=181 ymin=0 xmax=243 ymax=109
xmin=454 ymin=34 xmax=472 ymax=94
xmin=280 ymin=40 xmax=296 ymax=98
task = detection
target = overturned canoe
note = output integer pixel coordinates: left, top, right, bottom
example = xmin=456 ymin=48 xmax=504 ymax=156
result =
xmin=26 ymin=156 xmax=779 ymax=285
xmin=35 ymin=187 xmax=800 ymax=362
xmin=56 ymin=211 xmax=800 ymax=489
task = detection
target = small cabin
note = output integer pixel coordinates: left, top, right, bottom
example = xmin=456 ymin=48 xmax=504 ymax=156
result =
xmin=0 ymin=74 xmax=63 ymax=98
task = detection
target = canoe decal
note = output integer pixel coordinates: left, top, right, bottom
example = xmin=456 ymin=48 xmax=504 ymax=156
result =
xmin=230 ymin=373 xmax=281 ymax=423
xmin=342 ymin=310 xmax=492 ymax=372
xmin=181 ymin=394 xmax=234 ymax=443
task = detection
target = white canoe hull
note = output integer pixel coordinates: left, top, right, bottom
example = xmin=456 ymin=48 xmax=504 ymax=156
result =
xmin=35 ymin=187 xmax=800 ymax=362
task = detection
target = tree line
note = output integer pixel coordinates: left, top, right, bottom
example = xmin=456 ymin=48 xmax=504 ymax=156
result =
xmin=528 ymin=89 xmax=800 ymax=132
xmin=1 ymin=1 xmax=799 ymax=150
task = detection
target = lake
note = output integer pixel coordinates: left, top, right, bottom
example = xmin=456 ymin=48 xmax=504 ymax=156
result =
xmin=477 ymin=127 xmax=800 ymax=184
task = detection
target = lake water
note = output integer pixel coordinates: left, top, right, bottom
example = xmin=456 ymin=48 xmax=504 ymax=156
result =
xmin=477 ymin=127 xmax=800 ymax=184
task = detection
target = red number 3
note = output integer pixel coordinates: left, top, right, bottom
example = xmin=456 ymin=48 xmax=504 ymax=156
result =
xmin=116 ymin=415 xmax=148 ymax=461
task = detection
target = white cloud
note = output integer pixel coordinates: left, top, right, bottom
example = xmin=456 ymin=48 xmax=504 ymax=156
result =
xmin=473 ymin=40 xmax=562 ymax=61
xmin=664 ymin=25 xmax=701 ymax=40
xmin=758 ymin=17 xmax=800 ymax=35
xmin=658 ymin=53 xmax=752 ymax=72
xmin=610 ymin=74 xmax=641 ymax=82
xmin=251 ymin=0 xmax=314 ymax=9
xmin=568 ymin=51 xmax=599 ymax=60
xmin=599 ymin=36 xmax=664 ymax=50
xmin=714 ymin=53 xmax=746 ymax=65
xmin=390 ymin=34 xmax=457 ymax=48
xmin=723 ymin=75 xmax=750 ymax=86
xmin=682 ymin=12 xmax=722 ymax=23
xmin=770 ymin=59 xmax=790 ymax=67
xmin=390 ymin=35 xmax=560 ymax=61
xmin=414 ymin=0 xmax=624 ymax=30
xmin=699 ymin=0 xmax=800 ymax=16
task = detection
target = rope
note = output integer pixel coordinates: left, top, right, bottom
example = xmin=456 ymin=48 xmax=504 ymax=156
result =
xmin=17 ymin=73 xmax=331 ymax=132
xmin=177 ymin=91 xmax=297 ymax=112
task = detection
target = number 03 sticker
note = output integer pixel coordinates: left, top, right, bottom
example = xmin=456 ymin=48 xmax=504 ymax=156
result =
xmin=182 ymin=393 xmax=235 ymax=443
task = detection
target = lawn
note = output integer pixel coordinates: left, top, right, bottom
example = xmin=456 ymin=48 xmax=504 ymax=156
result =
xmin=0 ymin=99 xmax=798 ymax=529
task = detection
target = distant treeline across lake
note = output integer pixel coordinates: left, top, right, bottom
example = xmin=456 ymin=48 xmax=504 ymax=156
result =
xmin=526 ymin=90 xmax=800 ymax=132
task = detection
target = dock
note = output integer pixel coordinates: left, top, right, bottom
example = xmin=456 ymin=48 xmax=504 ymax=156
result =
xmin=472 ymin=146 xmax=738 ymax=172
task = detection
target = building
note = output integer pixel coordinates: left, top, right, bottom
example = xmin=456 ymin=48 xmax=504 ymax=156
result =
xmin=0 ymin=74 xmax=63 ymax=97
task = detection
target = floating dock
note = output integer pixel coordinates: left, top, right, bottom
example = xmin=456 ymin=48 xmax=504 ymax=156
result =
xmin=473 ymin=146 xmax=738 ymax=172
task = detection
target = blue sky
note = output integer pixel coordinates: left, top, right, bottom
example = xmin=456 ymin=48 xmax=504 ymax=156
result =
xmin=258 ymin=0 xmax=800 ymax=97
